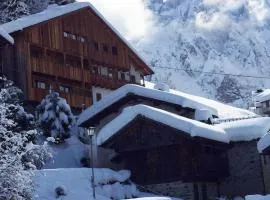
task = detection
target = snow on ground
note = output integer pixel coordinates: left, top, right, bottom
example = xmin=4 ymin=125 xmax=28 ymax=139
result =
xmin=97 ymin=104 xmax=229 ymax=146
xmin=215 ymin=117 xmax=270 ymax=142
xmin=33 ymin=168 xmax=177 ymax=200
xmin=245 ymin=195 xmax=270 ymax=200
xmin=78 ymin=84 xmax=255 ymax=126
xmin=33 ymin=168 xmax=134 ymax=200
xmin=44 ymin=135 xmax=88 ymax=169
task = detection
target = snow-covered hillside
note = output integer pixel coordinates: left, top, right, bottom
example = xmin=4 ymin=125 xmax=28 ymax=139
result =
xmin=135 ymin=0 xmax=270 ymax=107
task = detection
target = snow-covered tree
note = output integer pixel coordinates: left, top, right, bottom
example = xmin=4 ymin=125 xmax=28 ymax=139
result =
xmin=0 ymin=0 xmax=75 ymax=24
xmin=0 ymin=77 xmax=51 ymax=199
xmin=50 ymin=0 xmax=75 ymax=5
xmin=37 ymin=91 xmax=74 ymax=141
xmin=0 ymin=0 xmax=30 ymax=24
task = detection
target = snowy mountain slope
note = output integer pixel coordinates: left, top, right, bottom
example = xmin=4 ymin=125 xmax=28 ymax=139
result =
xmin=136 ymin=0 xmax=270 ymax=107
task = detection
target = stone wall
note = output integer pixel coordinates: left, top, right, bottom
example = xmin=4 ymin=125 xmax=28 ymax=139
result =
xmin=219 ymin=140 xmax=265 ymax=197
xmin=144 ymin=181 xmax=219 ymax=200
xmin=261 ymin=154 xmax=270 ymax=193
xmin=144 ymin=181 xmax=195 ymax=200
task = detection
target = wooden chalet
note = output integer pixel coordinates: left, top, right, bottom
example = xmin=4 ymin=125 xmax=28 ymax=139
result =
xmin=0 ymin=2 xmax=153 ymax=108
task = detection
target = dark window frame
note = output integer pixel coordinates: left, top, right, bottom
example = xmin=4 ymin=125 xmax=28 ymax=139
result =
xmin=103 ymin=44 xmax=109 ymax=53
xmin=112 ymin=46 xmax=118 ymax=55
xmin=96 ymin=93 xmax=102 ymax=102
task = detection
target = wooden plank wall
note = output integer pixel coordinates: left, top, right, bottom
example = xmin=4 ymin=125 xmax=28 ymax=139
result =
xmin=15 ymin=8 xmax=150 ymax=108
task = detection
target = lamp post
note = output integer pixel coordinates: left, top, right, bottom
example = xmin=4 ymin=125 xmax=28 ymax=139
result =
xmin=87 ymin=127 xmax=96 ymax=199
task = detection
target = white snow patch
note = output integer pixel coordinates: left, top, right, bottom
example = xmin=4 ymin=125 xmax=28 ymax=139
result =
xmin=33 ymin=168 xmax=135 ymax=200
xmin=245 ymin=194 xmax=270 ymax=200
xmin=97 ymin=104 xmax=229 ymax=146
xmin=195 ymin=109 xmax=213 ymax=121
xmin=215 ymin=117 xmax=270 ymax=142
xmin=154 ymin=82 xmax=170 ymax=92
xmin=33 ymin=168 xmax=172 ymax=200
xmin=78 ymin=84 xmax=256 ymax=126
xmin=254 ymin=89 xmax=270 ymax=102
xmin=44 ymin=135 xmax=87 ymax=169
xmin=258 ymin=132 xmax=270 ymax=153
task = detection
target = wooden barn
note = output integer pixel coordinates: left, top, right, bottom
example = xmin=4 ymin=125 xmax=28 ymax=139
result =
xmin=0 ymin=2 xmax=153 ymax=109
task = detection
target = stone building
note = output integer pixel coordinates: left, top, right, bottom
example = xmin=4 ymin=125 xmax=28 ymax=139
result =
xmin=78 ymin=83 xmax=270 ymax=200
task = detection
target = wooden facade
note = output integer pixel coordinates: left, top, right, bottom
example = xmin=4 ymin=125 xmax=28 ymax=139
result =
xmin=102 ymin=116 xmax=230 ymax=185
xmin=0 ymin=6 xmax=153 ymax=108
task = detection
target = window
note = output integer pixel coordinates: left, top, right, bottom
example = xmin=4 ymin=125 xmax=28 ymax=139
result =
xmin=92 ymin=66 xmax=99 ymax=74
xmin=112 ymin=46 xmax=118 ymax=55
xmin=34 ymin=80 xmax=46 ymax=89
xmin=71 ymin=34 xmax=76 ymax=40
xmin=63 ymin=32 xmax=68 ymax=38
xmin=83 ymin=59 xmax=89 ymax=69
xmin=108 ymin=69 xmax=113 ymax=78
xmin=130 ymin=75 xmax=136 ymax=83
xmin=30 ymin=45 xmax=43 ymax=58
xmin=120 ymin=72 xmax=125 ymax=80
xmin=77 ymin=36 xmax=86 ymax=43
xmin=103 ymin=44 xmax=109 ymax=53
xmin=59 ymin=85 xmax=71 ymax=93
xmin=93 ymin=41 xmax=99 ymax=52
xmin=47 ymin=50 xmax=64 ymax=64
xmin=66 ymin=55 xmax=81 ymax=68
xmin=96 ymin=93 xmax=102 ymax=102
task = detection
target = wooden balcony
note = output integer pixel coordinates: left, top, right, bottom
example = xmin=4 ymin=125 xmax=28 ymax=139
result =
xmin=91 ymin=75 xmax=127 ymax=89
xmin=31 ymin=57 xmax=83 ymax=81
xmin=29 ymin=87 xmax=92 ymax=108
xmin=31 ymin=57 xmax=140 ymax=90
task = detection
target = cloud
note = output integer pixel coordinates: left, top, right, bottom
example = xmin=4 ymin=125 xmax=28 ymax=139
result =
xmin=195 ymin=11 xmax=233 ymax=31
xmin=78 ymin=0 xmax=154 ymax=40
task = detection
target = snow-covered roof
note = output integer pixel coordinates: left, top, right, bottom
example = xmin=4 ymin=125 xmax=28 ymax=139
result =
xmin=96 ymin=104 xmax=270 ymax=146
xmin=215 ymin=117 xmax=270 ymax=142
xmin=254 ymin=89 xmax=270 ymax=102
xmin=97 ymin=104 xmax=229 ymax=146
xmin=78 ymin=84 xmax=256 ymax=126
xmin=257 ymin=133 xmax=270 ymax=153
xmin=0 ymin=28 xmax=14 ymax=44
xmin=0 ymin=2 xmax=151 ymax=72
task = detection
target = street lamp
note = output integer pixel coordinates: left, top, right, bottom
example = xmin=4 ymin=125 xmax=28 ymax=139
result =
xmin=87 ymin=127 xmax=96 ymax=199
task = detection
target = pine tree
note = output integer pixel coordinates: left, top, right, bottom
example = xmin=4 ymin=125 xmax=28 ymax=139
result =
xmin=0 ymin=76 xmax=51 ymax=199
xmin=50 ymin=0 xmax=75 ymax=5
xmin=0 ymin=0 xmax=75 ymax=24
xmin=37 ymin=91 xmax=74 ymax=141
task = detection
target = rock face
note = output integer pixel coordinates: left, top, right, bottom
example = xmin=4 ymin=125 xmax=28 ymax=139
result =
xmin=136 ymin=0 xmax=270 ymax=107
